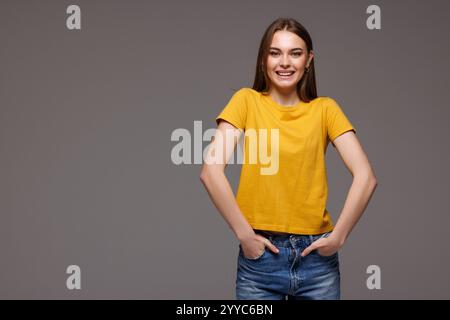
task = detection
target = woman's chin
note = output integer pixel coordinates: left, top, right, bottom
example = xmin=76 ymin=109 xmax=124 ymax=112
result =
xmin=271 ymin=81 xmax=299 ymax=90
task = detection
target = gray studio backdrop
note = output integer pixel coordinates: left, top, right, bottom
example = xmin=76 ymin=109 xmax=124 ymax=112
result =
xmin=1 ymin=0 xmax=449 ymax=299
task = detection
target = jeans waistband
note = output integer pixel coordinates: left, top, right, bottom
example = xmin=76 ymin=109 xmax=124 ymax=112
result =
xmin=254 ymin=229 xmax=332 ymax=248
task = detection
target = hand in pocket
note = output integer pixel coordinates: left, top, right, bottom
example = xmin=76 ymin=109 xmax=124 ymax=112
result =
xmin=240 ymin=234 xmax=279 ymax=259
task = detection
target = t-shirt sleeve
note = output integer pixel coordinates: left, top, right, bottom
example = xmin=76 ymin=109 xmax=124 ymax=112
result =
xmin=215 ymin=88 xmax=248 ymax=130
xmin=325 ymin=97 xmax=356 ymax=144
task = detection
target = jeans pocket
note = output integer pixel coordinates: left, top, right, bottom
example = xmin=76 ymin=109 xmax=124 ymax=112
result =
xmin=239 ymin=244 xmax=266 ymax=261
xmin=316 ymin=248 xmax=338 ymax=258
xmin=314 ymin=232 xmax=338 ymax=258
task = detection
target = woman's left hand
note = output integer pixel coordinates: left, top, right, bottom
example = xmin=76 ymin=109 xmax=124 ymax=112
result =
xmin=301 ymin=233 xmax=344 ymax=257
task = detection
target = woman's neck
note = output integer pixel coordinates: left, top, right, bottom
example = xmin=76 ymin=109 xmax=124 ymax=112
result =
xmin=268 ymin=88 xmax=300 ymax=107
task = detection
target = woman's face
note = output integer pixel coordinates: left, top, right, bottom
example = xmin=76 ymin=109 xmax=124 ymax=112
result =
xmin=265 ymin=30 xmax=313 ymax=92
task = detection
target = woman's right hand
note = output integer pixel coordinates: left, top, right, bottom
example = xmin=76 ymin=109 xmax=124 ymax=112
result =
xmin=240 ymin=234 xmax=279 ymax=259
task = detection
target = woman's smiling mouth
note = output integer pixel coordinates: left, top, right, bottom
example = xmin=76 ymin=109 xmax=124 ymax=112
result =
xmin=275 ymin=70 xmax=296 ymax=79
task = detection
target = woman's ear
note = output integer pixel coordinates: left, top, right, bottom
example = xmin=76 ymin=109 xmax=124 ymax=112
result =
xmin=307 ymin=50 xmax=314 ymax=67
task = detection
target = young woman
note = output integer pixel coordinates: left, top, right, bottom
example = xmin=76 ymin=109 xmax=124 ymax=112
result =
xmin=200 ymin=17 xmax=378 ymax=300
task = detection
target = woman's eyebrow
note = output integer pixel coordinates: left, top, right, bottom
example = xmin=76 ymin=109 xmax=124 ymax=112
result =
xmin=269 ymin=47 xmax=303 ymax=51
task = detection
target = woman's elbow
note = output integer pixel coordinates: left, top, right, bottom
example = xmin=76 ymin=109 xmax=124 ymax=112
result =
xmin=368 ymin=167 xmax=378 ymax=187
xmin=354 ymin=169 xmax=378 ymax=188
xmin=199 ymin=164 xmax=222 ymax=183
xmin=367 ymin=172 xmax=378 ymax=189
xmin=199 ymin=165 xmax=210 ymax=183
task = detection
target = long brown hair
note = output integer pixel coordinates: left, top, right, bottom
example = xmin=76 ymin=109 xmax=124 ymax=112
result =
xmin=252 ymin=17 xmax=317 ymax=102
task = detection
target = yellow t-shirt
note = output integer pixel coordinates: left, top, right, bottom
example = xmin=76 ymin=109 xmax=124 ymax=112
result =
xmin=215 ymin=87 xmax=356 ymax=235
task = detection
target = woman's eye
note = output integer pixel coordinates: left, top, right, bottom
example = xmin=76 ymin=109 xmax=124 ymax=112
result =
xmin=270 ymin=51 xmax=302 ymax=57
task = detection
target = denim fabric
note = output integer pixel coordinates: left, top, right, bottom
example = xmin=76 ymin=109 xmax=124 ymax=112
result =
xmin=236 ymin=231 xmax=340 ymax=300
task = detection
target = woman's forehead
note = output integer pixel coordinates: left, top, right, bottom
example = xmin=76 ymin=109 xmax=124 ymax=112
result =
xmin=270 ymin=30 xmax=306 ymax=49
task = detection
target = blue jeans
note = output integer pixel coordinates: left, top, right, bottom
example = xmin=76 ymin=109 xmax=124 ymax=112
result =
xmin=236 ymin=231 xmax=340 ymax=300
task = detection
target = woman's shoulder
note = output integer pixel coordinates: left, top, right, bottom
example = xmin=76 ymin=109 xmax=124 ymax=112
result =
xmin=224 ymin=87 xmax=260 ymax=107
xmin=316 ymin=96 xmax=344 ymax=109
xmin=313 ymin=96 xmax=343 ymax=110
xmin=313 ymin=96 xmax=334 ymax=103
xmin=231 ymin=87 xmax=260 ymax=97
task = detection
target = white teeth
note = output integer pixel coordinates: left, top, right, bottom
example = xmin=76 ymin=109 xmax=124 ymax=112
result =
xmin=276 ymin=71 xmax=294 ymax=76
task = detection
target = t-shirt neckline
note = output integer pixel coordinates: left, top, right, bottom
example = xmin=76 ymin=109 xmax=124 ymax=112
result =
xmin=260 ymin=92 xmax=306 ymax=112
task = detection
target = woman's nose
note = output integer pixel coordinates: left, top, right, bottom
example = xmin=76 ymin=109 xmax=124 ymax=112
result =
xmin=280 ymin=55 xmax=290 ymax=67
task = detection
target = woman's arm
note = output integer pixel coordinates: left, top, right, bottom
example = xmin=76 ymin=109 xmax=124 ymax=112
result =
xmin=302 ymin=130 xmax=378 ymax=257
xmin=199 ymin=120 xmax=253 ymax=241
xmin=330 ymin=131 xmax=378 ymax=244
xmin=199 ymin=120 xmax=279 ymax=257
